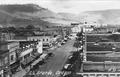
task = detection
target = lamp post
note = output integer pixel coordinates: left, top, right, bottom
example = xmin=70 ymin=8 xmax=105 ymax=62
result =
xmin=8 ymin=51 xmax=12 ymax=77
xmin=112 ymin=47 xmax=116 ymax=53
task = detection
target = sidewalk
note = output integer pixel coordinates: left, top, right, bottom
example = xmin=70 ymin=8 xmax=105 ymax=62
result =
xmin=48 ymin=46 xmax=57 ymax=51
xmin=12 ymin=45 xmax=57 ymax=77
xmin=12 ymin=53 xmax=48 ymax=77
xmin=12 ymin=67 xmax=28 ymax=77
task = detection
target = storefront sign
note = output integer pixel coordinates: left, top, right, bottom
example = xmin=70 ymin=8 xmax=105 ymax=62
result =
xmin=37 ymin=41 xmax=43 ymax=54
xmin=20 ymin=48 xmax=33 ymax=57
xmin=0 ymin=70 xmax=3 ymax=77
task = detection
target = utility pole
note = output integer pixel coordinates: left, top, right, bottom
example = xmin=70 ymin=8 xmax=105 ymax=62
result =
xmin=84 ymin=26 xmax=87 ymax=62
xmin=8 ymin=51 xmax=12 ymax=77
xmin=61 ymin=27 xmax=64 ymax=39
xmin=80 ymin=25 xmax=87 ymax=72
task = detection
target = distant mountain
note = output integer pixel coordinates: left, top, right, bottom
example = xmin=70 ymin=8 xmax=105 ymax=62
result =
xmin=0 ymin=4 xmax=79 ymax=27
xmin=0 ymin=10 xmax=57 ymax=27
xmin=80 ymin=9 xmax=120 ymax=24
xmin=1 ymin=4 xmax=120 ymax=27
xmin=58 ymin=13 xmax=81 ymax=22
xmin=0 ymin=4 xmax=59 ymax=27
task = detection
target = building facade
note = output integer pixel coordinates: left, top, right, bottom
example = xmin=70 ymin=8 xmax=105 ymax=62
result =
xmin=27 ymin=36 xmax=53 ymax=50
xmin=0 ymin=41 xmax=20 ymax=77
xmin=0 ymin=50 xmax=9 ymax=77
xmin=0 ymin=32 xmax=15 ymax=41
xmin=18 ymin=41 xmax=43 ymax=70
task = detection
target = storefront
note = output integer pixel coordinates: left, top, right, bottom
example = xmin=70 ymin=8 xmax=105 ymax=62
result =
xmin=20 ymin=48 xmax=33 ymax=69
xmin=43 ymin=43 xmax=50 ymax=50
xmin=4 ymin=67 xmax=12 ymax=77
xmin=36 ymin=41 xmax=43 ymax=54
xmin=20 ymin=47 xmax=41 ymax=69
xmin=10 ymin=60 xmax=20 ymax=74
xmin=0 ymin=70 xmax=3 ymax=77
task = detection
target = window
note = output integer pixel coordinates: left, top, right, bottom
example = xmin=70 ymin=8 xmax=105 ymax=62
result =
xmin=43 ymin=39 xmax=45 ymax=41
xmin=10 ymin=55 xmax=14 ymax=61
xmin=0 ymin=74 xmax=2 ymax=77
xmin=24 ymin=53 xmax=30 ymax=59
xmin=4 ymin=57 xmax=8 ymax=64
xmin=0 ymin=60 xmax=3 ymax=66
xmin=46 ymin=39 xmax=48 ymax=41
xmin=33 ymin=39 xmax=35 ymax=41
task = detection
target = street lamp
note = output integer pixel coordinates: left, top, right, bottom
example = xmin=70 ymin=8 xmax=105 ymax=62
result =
xmin=23 ymin=47 xmax=25 ymax=49
xmin=94 ymin=42 xmax=99 ymax=46
xmin=112 ymin=47 xmax=116 ymax=53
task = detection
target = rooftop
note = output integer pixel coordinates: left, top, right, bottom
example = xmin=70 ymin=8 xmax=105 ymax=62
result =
xmin=19 ymin=41 xmax=37 ymax=47
xmin=0 ymin=41 xmax=19 ymax=45
xmin=87 ymin=53 xmax=120 ymax=62
xmin=83 ymin=61 xmax=120 ymax=72
xmin=87 ymin=43 xmax=113 ymax=51
xmin=27 ymin=35 xmax=52 ymax=38
xmin=0 ymin=50 xmax=9 ymax=58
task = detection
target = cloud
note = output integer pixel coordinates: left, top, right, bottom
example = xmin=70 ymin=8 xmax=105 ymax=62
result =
xmin=45 ymin=0 xmax=120 ymax=14
xmin=1 ymin=0 xmax=120 ymax=14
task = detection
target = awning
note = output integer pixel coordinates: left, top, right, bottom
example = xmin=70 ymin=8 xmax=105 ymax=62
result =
xmin=10 ymin=61 xmax=20 ymax=69
xmin=21 ymin=56 xmax=34 ymax=65
xmin=40 ymin=54 xmax=47 ymax=59
xmin=31 ymin=57 xmax=42 ymax=66
xmin=31 ymin=52 xmax=40 ymax=58
xmin=20 ymin=48 xmax=33 ymax=57
xmin=0 ymin=70 xmax=3 ymax=74
xmin=31 ymin=54 xmax=47 ymax=66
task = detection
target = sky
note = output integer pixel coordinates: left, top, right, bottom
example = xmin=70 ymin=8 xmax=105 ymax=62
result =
xmin=1 ymin=0 xmax=120 ymax=14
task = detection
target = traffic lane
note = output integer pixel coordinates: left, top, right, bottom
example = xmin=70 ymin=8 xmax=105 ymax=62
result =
xmin=49 ymin=39 xmax=76 ymax=72
xmin=38 ymin=40 xmax=76 ymax=72
xmin=37 ymin=40 xmax=76 ymax=76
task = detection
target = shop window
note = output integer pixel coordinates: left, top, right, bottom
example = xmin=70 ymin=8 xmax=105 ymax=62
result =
xmin=4 ymin=57 xmax=8 ymax=64
xmin=0 ymin=60 xmax=3 ymax=66
xmin=46 ymin=39 xmax=48 ymax=41
xmin=33 ymin=39 xmax=35 ymax=41
xmin=24 ymin=53 xmax=30 ymax=59
xmin=10 ymin=55 xmax=14 ymax=61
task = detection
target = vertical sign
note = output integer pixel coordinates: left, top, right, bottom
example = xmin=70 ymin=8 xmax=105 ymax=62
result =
xmin=37 ymin=41 xmax=43 ymax=54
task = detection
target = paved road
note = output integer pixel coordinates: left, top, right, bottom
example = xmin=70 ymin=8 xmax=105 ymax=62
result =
xmin=87 ymin=42 xmax=120 ymax=43
xmin=34 ymin=39 xmax=76 ymax=77
xmin=86 ymin=34 xmax=112 ymax=36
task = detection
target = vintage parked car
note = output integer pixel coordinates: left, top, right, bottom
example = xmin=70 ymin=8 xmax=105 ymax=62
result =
xmin=62 ymin=64 xmax=74 ymax=71
xmin=48 ymin=52 xmax=54 ymax=57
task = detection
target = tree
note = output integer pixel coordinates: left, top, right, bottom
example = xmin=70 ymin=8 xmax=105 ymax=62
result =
xmin=25 ymin=24 xmax=35 ymax=30
xmin=73 ymin=41 xmax=81 ymax=48
xmin=7 ymin=27 xmax=16 ymax=33
xmin=107 ymin=31 xmax=112 ymax=33
xmin=76 ymin=32 xmax=82 ymax=37
xmin=18 ymin=27 xmax=25 ymax=31
xmin=76 ymin=37 xmax=82 ymax=41
xmin=108 ymin=34 xmax=120 ymax=41
xmin=117 ymin=29 xmax=120 ymax=32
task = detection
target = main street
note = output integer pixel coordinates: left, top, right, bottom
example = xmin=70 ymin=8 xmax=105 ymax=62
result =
xmin=34 ymin=39 xmax=76 ymax=77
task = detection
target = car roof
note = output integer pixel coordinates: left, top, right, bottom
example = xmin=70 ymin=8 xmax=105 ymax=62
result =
xmin=64 ymin=64 xmax=71 ymax=68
